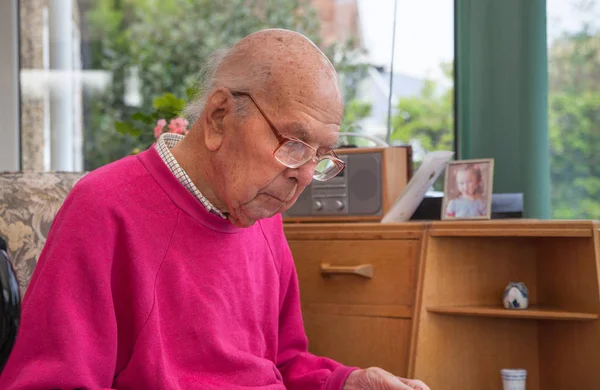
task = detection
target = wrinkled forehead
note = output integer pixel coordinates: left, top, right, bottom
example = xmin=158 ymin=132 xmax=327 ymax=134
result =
xmin=269 ymin=79 xmax=343 ymax=146
xmin=269 ymin=69 xmax=343 ymax=116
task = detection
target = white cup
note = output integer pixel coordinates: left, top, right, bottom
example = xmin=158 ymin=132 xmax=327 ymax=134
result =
xmin=501 ymin=369 xmax=527 ymax=390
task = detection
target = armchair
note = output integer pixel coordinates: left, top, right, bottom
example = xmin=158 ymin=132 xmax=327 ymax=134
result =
xmin=0 ymin=172 xmax=86 ymax=298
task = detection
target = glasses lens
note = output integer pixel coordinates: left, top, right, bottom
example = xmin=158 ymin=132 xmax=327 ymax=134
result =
xmin=313 ymin=157 xmax=343 ymax=181
xmin=275 ymin=140 xmax=313 ymax=168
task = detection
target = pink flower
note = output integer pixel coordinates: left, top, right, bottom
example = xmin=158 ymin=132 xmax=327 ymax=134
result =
xmin=167 ymin=117 xmax=189 ymax=135
xmin=154 ymin=118 xmax=167 ymax=139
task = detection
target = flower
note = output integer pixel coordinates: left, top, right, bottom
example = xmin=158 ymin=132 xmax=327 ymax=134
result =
xmin=154 ymin=117 xmax=189 ymax=138
xmin=154 ymin=118 xmax=167 ymax=139
xmin=168 ymin=117 xmax=189 ymax=135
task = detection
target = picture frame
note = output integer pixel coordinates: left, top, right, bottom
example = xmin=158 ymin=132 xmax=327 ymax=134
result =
xmin=441 ymin=158 xmax=494 ymax=220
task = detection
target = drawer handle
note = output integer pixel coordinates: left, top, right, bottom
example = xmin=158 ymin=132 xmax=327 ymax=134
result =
xmin=320 ymin=263 xmax=374 ymax=279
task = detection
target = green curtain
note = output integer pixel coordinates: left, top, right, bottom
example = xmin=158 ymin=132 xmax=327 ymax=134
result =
xmin=456 ymin=0 xmax=550 ymax=218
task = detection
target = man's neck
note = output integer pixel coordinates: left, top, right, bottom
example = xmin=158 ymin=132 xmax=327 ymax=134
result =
xmin=170 ymin=138 xmax=227 ymax=213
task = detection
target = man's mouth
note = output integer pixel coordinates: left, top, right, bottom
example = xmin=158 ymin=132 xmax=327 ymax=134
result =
xmin=266 ymin=191 xmax=295 ymax=203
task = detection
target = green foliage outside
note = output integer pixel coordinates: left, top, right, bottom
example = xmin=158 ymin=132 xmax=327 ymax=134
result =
xmin=83 ymin=0 xmax=371 ymax=169
xmin=389 ymin=63 xmax=454 ymax=190
xmin=548 ymin=22 xmax=600 ymax=219
xmin=388 ymin=6 xmax=600 ymax=218
xmin=389 ymin=62 xmax=454 ymax=155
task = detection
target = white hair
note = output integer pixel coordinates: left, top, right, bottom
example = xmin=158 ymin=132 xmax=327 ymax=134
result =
xmin=184 ymin=48 xmax=231 ymax=124
xmin=184 ymin=48 xmax=271 ymax=124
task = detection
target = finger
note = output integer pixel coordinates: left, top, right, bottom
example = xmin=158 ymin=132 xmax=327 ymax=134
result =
xmin=386 ymin=376 xmax=413 ymax=389
xmin=398 ymin=378 xmax=431 ymax=390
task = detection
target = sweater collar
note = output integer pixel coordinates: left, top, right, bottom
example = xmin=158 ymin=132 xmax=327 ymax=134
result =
xmin=137 ymin=146 xmax=242 ymax=234
xmin=155 ymin=133 xmax=227 ymax=219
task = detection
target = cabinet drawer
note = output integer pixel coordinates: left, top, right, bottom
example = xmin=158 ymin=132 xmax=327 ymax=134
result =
xmin=288 ymin=239 xmax=420 ymax=308
xmin=304 ymin=311 xmax=411 ymax=377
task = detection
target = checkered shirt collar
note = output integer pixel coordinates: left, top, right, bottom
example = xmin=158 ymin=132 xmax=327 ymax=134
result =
xmin=155 ymin=133 xmax=227 ymax=219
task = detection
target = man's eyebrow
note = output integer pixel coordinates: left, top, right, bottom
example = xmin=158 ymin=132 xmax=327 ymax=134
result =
xmin=287 ymin=122 xmax=310 ymax=142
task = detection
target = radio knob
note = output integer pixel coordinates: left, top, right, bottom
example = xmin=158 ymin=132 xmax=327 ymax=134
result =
xmin=334 ymin=200 xmax=345 ymax=210
xmin=314 ymin=200 xmax=323 ymax=211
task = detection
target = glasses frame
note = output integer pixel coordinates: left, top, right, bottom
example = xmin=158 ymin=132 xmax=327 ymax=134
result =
xmin=230 ymin=90 xmax=346 ymax=180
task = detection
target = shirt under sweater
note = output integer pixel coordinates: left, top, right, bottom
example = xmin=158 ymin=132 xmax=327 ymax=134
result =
xmin=0 ymin=146 xmax=356 ymax=389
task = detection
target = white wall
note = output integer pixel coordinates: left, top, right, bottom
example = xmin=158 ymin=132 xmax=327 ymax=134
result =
xmin=0 ymin=0 xmax=20 ymax=171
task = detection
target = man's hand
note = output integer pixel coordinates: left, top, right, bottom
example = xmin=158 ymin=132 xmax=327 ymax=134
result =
xmin=343 ymin=367 xmax=430 ymax=390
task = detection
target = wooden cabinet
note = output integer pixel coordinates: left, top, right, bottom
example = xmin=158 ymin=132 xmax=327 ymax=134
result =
xmin=284 ymin=220 xmax=600 ymax=390
xmin=285 ymin=223 xmax=425 ymax=377
xmin=304 ymin=312 xmax=412 ymax=376
xmin=289 ymin=239 xmax=420 ymax=308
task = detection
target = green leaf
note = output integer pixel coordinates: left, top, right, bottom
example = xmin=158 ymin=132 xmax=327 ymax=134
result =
xmin=115 ymin=120 xmax=141 ymax=138
xmin=115 ymin=120 xmax=134 ymax=135
xmin=153 ymin=93 xmax=186 ymax=113
xmin=129 ymin=126 xmax=142 ymax=138
xmin=131 ymin=112 xmax=154 ymax=124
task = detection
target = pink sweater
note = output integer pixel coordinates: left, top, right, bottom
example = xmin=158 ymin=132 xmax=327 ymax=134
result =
xmin=0 ymin=147 xmax=356 ymax=389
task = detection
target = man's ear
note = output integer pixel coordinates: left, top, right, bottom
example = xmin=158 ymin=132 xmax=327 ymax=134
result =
xmin=203 ymin=89 xmax=234 ymax=151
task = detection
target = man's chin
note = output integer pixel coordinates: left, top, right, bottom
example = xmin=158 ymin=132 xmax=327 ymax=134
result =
xmin=228 ymin=205 xmax=282 ymax=228
xmin=227 ymin=215 xmax=257 ymax=228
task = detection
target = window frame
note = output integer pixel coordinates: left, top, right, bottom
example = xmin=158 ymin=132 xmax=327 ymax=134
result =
xmin=0 ymin=0 xmax=20 ymax=171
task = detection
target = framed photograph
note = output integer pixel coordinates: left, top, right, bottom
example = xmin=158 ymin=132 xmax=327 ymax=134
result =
xmin=441 ymin=158 xmax=494 ymax=220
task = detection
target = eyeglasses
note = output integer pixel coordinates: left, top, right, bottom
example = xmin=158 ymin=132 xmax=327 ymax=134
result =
xmin=230 ymin=90 xmax=346 ymax=182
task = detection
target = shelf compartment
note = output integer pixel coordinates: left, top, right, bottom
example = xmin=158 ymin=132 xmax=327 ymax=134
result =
xmin=427 ymin=305 xmax=598 ymax=321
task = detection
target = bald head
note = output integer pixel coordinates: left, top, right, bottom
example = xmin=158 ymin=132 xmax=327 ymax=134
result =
xmin=219 ymin=29 xmax=338 ymax=90
xmin=185 ymin=28 xmax=343 ymax=123
xmin=175 ymin=29 xmax=346 ymax=227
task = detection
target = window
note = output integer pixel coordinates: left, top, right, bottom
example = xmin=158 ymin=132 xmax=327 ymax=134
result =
xmin=18 ymin=0 xmax=454 ymax=172
xmin=0 ymin=0 xmax=19 ymax=172
xmin=547 ymin=0 xmax=600 ymax=219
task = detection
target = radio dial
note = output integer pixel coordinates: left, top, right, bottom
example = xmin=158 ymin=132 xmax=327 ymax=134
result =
xmin=314 ymin=200 xmax=323 ymax=211
xmin=334 ymin=200 xmax=345 ymax=210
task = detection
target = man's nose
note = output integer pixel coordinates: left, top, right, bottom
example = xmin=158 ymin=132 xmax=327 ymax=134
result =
xmin=285 ymin=161 xmax=315 ymax=187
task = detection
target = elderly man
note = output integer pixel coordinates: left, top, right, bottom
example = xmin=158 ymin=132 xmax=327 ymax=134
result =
xmin=0 ymin=29 xmax=428 ymax=390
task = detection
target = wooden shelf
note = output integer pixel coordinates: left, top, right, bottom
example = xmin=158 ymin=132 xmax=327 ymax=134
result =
xmin=428 ymin=220 xmax=596 ymax=237
xmin=427 ymin=305 xmax=599 ymax=321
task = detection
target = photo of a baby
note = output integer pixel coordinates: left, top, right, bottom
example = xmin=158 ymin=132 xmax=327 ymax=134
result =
xmin=441 ymin=159 xmax=494 ymax=220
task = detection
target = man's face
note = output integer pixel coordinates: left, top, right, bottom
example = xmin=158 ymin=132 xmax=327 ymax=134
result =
xmin=214 ymin=86 xmax=343 ymax=227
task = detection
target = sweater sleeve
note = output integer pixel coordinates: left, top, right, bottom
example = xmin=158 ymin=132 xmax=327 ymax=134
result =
xmin=275 ymin=234 xmax=358 ymax=390
xmin=0 ymin=183 xmax=119 ymax=389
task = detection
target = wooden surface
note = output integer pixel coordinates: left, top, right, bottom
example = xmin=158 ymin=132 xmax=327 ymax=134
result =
xmin=407 ymin=230 xmax=429 ymax=377
xmin=535 ymin=235 xmax=600 ymax=389
xmin=287 ymin=239 xmax=420 ymax=308
xmin=285 ymin=219 xmax=597 ymax=238
xmin=410 ymin=236 xmax=540 ymax=389
xmin=427 ymin=304 xmax=598 ymax=320
xmin=303 ymin=312 xmax=412 ymax=377
xmin=429 ymin=219 xmax=595 ymax=237
xmin=408 ymin=221 xmax=600 ymax=389
xmin=381 ymin=146 xmax=411 ymax=215
xmin=302 ymin=303 xmax=413 ymax=319
xmin=414 ymin=316 xmax=541 ymax=389
xmin=286 ymin=221 xmax=422 ymax=379
xmin=284 ymin=220 xmax=600 ymax=390
xmin=283 ymin=222 xmax=425 ymax=240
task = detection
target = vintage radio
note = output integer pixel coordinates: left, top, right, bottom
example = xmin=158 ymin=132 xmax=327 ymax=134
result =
xmin=283 ymin=146 xmax=413 ymax=222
